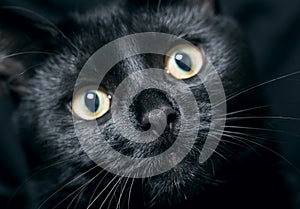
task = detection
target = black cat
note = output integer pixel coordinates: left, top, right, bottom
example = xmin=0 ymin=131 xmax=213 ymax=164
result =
xmin=0 ymin=0 xmax=292 ymax=208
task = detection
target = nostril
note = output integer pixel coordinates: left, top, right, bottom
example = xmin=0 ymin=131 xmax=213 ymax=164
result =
xmin=167 ymin=112 xmax=177 ymax=124
xmin=129 ymin=88 xmax=179 ymax=132
xmin=140 ymin=117 xmax=151 ymax=131
xmin=139 ymin=108 xmax=177 ymax=132
xmin=140 ymin=108 xmax=177 ymax=132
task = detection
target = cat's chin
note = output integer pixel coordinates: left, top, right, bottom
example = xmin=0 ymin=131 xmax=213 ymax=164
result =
xmin=142 ymin=159 xmax=210 ymax=207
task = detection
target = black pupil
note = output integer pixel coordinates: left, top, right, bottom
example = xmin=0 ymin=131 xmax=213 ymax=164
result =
xmin=175 ymin=52 xmax=192 ymax=72
xmin=84 ymin=91 xmax=100 ymax=113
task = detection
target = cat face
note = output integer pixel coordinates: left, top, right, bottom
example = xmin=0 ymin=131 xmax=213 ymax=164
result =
xmin=1 ymin=0 xmax=260 ymax=207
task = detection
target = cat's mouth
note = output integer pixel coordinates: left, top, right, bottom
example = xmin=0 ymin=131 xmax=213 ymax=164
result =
xmin=104 ymin=86 xmax=211 ymax=177
xmin=108 ymin=88 xmax=182 ymax=157
xmin=141 ymin=149 xmax=209 ymax=207
xmin=110 ymin=117 xmax=181 ymax=158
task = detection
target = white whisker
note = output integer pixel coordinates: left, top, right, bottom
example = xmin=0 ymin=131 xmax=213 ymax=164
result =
xmin=116 ymin=177 xmax=130 ymax=209
xmin=87 ymin=171 xmax=110 ymax=206
xmin=213 ymin=129 xmax=300 ymax=174
xmin=55 ymin=169 xmax=105 ymax=209
xmin=7 ymin=154 xmax=87 ymax=208
xmin=1 ymin=6 xmax=85 ymax=56
xmin=87 ymin=175 xmax=119 ymax=209
xmin=211 ymin=131 xmax=259 ymax=155
xmin=213 ymin=70 xmax=300 ymax=108
xmin=37 ymin=164 xmax=99 ymax=209
xmin=128 ymin=178 xmax=135 ymax=209
xmin=218 ymin=105 xmax=270 ymax=117
xmin=99 ymin=177 xmax=123 ymax=209
xmin=221 ymin=125 xmax=300 ymax=139
xmin=216 ymin=116 xmax=300 ymax=122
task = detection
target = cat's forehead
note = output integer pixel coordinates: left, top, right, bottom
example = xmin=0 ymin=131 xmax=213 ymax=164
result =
xmin=33 ymin=4 xmax=243 ymax=98
xmin=72 ymin=5 xmax=215 ymax=49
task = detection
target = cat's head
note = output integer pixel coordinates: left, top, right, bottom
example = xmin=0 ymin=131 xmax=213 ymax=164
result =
xmin=0 ymin=0 xmax=259 ymax=207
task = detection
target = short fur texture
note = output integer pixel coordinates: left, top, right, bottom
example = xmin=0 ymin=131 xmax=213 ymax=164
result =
xmin=0 ymin=0 xmax=291 ymax=208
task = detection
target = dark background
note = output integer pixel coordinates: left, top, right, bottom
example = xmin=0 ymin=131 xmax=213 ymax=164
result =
xmin=0 ymin=0 xmax=300 ymax=208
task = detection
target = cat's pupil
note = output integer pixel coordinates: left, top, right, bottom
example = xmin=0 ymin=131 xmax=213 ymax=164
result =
xmin=175 ymin=52 xmax=192 ymax=72
xmin=84 ymin=91 xmax=100 ymax=113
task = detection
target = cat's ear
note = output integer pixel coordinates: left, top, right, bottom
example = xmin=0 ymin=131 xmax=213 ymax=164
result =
xmin=125 ymin=0 xmax=219 ymax=15
xmin=0 ymin=8 xmax=61 ymax=100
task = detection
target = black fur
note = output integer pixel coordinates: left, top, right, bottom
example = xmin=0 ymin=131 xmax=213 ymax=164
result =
xmin=0 ymin=0 xmax=291 ymax=208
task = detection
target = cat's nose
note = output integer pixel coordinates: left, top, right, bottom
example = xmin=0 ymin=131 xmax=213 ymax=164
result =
xmin=140 ymin=106 xmax=177 ymax=131
xmin=129 ymin=89 xmax=178 ymax=132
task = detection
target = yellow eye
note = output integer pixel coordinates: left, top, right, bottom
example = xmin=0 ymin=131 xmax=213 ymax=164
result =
xmin=165 ymin=44 xmax=204 ymax=80
xmin=72 ymin=87 xmax=110 ymax=120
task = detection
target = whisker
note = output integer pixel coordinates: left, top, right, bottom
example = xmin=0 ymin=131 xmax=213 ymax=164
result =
xmin=213 ymin=70 xmax=300 ymax=108
xmin=72 ymin=186 xmax=86 ymax=209
xmin=1 ymin=51 xmax=56 ymax=61
xmin=87 ymin=175 xmax=119 ymax=209
xmin=222 ymin=133 xmax=257 ymax=149
xmin=6 ymin=154 xmax=87 ymax=208
xmin=218 ymin=105 xmax=270 ymax=117
xmin=107 ymin=185 xmax=119 ymax=209
xmin=3 ymin=51 xmax=57 ymax=84
xmin=66 ymin=185 xmax=87 ymax=209
xmin=221 ymin=125 xmax=300 ymax=140
xmin=157 ymin=0 xmax=162 ymax=12
xmin=37 ymin=164 xmax=99 ymax=209
xmin=99 ymin=177 xmax=123 ymax=209
xmin=213 ymin=129 xmax=300 ymax=174
xmin=53 ymin=169 xmax=105 ymax=209
xmin=220 ymin=129 xmax=278 ymax=145
xmin=1 ymin=6 xmax=84 ymax=55
xmin=108 ymin=178 xmax=124 ymax=209
xmin=116 ymin=177 xmax=130 ymax=209
xmin=208 ymin=145 xmax=231 ymax=163
xmin=108 ymin=178 xmax=125 ymax=209
xmin=87 ymin=171 xmax=110 ymax=206
xmin=201 ymin=133 xmax=232 ymax=163
xmin=216 ymin=116 xmax=300 ymax=122
xmin=128 ymin=178 xmax=135 ymax=209
xmin=7 ymin=63 xmax=44 ymax=85
xmin=211 ymin=131 xmax=260 ymax=156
